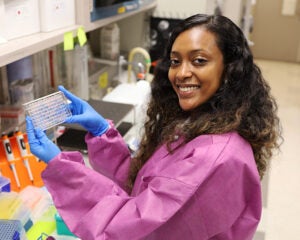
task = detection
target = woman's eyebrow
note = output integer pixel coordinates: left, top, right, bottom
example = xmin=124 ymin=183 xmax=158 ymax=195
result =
xmin=170 ymin=49 xmax=208 ymax=56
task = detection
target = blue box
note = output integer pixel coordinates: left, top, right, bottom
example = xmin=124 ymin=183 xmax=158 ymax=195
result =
xmin=0 ymin=176 xmax=11 ymax=192
xmin=90 ymin=0 xmax=139 ymax=22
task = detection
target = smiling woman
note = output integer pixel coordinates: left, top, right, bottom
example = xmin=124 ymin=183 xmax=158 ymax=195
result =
xmin=26 ymin=14 xmax=282 ymax=240
xmin=168 ymin=26 xmax=224 ymax=111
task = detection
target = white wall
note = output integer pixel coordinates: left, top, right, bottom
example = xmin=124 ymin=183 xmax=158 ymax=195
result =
xmin=152 ymin=0 xmax=216 ymax=18
xmin=152 ymin=0 xmax=250 ymax=26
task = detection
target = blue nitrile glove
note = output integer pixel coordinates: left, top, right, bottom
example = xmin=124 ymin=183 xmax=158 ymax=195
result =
xmin=26 ymin=116 xmax=61 ymax=163
xmin=58 ymin=85 xmax=109 ymax=136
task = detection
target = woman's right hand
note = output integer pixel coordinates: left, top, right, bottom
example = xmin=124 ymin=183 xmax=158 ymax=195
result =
xmin=58 ymin=85 xmax=109 ymax=136
xmin=26 ymin=116 xmax=61 ymax=163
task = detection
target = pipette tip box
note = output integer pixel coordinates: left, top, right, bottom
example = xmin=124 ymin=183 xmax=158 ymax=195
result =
xmin=0 ymin=219 xmax=24 ymax=240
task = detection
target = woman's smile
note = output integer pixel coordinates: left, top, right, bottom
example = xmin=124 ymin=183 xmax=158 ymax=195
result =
xmin=176 ymin=83 xmax=201 ymax=97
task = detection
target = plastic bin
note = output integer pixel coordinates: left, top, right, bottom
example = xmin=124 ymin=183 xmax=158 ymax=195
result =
xmin=0 ymin=0 xmax=40 ymax=41
xmin=39 ymin=0 xmax=75 ymax=32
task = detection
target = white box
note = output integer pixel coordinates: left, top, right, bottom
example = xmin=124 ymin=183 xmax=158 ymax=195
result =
xmin=39 ymin=0 xmax=75 ymax=32
xmin=0 ymin=2 xmax=5 ymax=41
xmin=0 ymin=0 xmax=40 ymax=41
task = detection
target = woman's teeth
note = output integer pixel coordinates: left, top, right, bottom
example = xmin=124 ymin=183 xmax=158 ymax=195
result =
xmin=178 ymin=86 xmax=200 ymax=92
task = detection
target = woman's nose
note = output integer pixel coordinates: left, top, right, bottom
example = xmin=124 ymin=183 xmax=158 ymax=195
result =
xmin=176 ymin=63 xmax=192 ymax=80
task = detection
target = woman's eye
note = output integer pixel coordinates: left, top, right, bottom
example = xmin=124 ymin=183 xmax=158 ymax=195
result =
xmin=170 ymin=59 xmax=180 ymax=66
xmin=194 ymin=58 xmax=207 ymax=65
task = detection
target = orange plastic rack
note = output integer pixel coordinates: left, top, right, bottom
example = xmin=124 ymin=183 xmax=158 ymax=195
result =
xmin=0 ymin=133 xmax=47 ymax=192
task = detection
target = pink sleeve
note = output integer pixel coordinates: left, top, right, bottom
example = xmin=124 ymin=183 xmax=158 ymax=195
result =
xmin=85 ymin=121 xmax=131 ymax=188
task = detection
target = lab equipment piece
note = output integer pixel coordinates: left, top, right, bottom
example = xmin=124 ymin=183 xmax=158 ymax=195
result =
xmin=1 ymin=134 xmax=20 ymax=188
xmin=23 ymin=91 xmax=72 ymax=131
xmin=127 ymin=47 xmax=151 ymax=83
xmin=15 ymin=129 xmax=34 ymax=183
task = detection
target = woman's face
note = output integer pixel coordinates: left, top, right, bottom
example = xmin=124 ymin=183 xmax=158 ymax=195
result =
xmin=168 ymin=26 xmax=224 ymax=111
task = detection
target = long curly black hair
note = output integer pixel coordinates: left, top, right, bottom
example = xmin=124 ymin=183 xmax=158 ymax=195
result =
xmin=127 ymin=14 xmax=282 ymax=190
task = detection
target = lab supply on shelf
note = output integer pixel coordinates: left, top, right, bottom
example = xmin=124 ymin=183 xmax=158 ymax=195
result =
xmin=6 ymin=56 xmax=35 ymax=105
xmin=71 ymin=44 xmax=90 ymax=100
xmin=138 ymin=0 xmax=155 ymax=6
xmin=0 ymin=0 xmax=40 ymax=41
xmin=90 ymin=0 xmax=139 ymax=21
xmin=118 ymin=55 xmax=128 ymax=84
xmin=23 ymin=91 xmax=72 ymax=131
xmin=100 ymin=23 xmax=120 ymax=60
xmin=39 ymin=0 xmax=76 ymax=32
xmin=10 ymin=79 xmax=35 ymax=105
xmin=7 ymin=57 xmax=33 ymax=83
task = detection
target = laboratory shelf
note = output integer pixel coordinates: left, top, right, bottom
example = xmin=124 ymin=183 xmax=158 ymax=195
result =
xmin=0 ymin=1 xmax=157 ymax=67
xmin=0 ymin=25 xmax=80 ymax=68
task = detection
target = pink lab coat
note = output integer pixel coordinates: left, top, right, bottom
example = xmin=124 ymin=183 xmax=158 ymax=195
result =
xmin=42 ymin=122 xmax=262 ymax=240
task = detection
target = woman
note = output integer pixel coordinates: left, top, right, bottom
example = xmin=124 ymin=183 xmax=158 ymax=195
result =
xmin=26 ymin=14 xmax=281 ymax=239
